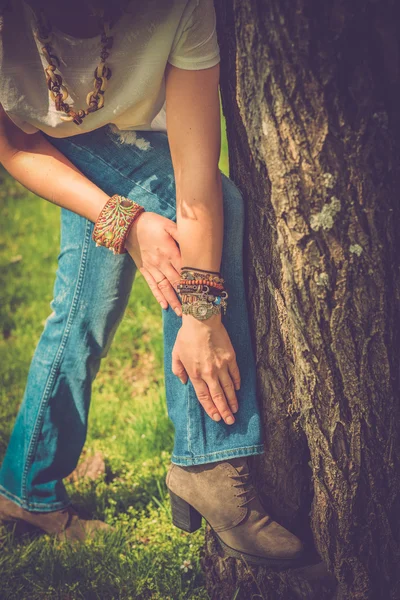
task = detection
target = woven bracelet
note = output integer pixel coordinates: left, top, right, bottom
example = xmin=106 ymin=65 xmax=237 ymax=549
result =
xmin=92 ymin=194 xmax=145 ymax=254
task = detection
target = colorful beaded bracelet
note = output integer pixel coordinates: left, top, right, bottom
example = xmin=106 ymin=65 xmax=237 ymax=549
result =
xmin=180 ymin=269 xmax=225 ymax=285
xmin=92 ymin=195 xmax=145 ymax=255
xmin=178 ymin=266 xmax=228 ymax=320
xmin=178 ymin=280 xmax=225 ymax=290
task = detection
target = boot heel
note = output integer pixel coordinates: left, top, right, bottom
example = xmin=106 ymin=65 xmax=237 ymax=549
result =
xmin=169 ymin=490 xmax=202 ymax=533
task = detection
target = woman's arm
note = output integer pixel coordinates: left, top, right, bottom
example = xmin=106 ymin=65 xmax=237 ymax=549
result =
xmin=0 ymin=105 xmax=109 ymax=221
xmin=165 ymin=63 xmax=241 ymax=425
xmin=165 ymin=62 xmax=223 ymax=274
xmin=0 ymin=105 xmax=183 ymax=312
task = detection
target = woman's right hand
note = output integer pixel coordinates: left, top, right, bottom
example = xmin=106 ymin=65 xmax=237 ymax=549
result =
xmin=125 ymin=211 xmax=182 ymax=315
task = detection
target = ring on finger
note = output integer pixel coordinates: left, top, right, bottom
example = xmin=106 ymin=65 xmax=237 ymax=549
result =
xmin=156 ymin=276 xmax=167 ymax=285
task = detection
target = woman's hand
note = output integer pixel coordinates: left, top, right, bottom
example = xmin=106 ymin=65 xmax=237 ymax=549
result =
xmin=125 ymin=212 xmax=182 ymax=316
xmin=171 ymin=314 xmax=241 ymax=424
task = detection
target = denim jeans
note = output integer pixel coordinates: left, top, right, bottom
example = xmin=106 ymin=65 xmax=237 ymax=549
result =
xmin=0 ymin=125 xmax=264 ymax=512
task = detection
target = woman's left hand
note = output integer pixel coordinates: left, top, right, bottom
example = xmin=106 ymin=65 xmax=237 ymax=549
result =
xmin=171 ymin=314 xmax=241 ymax=424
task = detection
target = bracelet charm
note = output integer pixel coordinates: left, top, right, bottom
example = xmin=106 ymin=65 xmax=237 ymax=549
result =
xmin=181 ymin=300 xmax=222 ymax=320
xmin=178 ymin=265 xmax=229 ymax=321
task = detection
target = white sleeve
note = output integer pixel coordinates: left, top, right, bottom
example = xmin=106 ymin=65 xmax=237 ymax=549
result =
xmin=168 ymin=0 xmax=220 ymax=70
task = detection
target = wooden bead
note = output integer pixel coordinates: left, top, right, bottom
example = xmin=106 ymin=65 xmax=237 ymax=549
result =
xmin=37 ymin=9 xmax=112 ymax=127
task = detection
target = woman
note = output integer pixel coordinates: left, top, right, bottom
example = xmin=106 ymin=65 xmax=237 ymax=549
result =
xmin=0 ymin=0 xmax=304 ymax=567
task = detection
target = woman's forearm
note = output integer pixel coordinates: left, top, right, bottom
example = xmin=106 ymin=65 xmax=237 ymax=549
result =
xmin=164 ymin=63 xmax=223 ymax=275
xmin=175 ymin=168 xmax=223 ymax=273
xmin=1 ymin=132 xmax=109 ymax=222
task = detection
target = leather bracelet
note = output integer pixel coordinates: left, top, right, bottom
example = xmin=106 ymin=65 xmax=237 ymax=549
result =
xmin=178 ymin=284 xmax=226 ymax=296
xmin=181 ymin=266 xmax=221 ymax=276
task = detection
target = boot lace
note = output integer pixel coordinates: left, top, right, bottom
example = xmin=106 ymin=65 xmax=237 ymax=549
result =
xmin=230 ymin=473 xmax=257 ymax=508
xmin=60 ymin=505 xmax=79 ymax=529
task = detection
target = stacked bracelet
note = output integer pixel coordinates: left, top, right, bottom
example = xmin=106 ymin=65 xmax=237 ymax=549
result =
xmin=178 ymin=266 xmax=228 ymax=321
xmin=92 ymin=194 xmax=145 ymax=254
xmin=180 ymin=268 xmax=225 ymax=286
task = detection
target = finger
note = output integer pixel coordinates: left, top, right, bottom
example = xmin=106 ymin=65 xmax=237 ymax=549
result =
xmin=165 ymin=221 xmax=179 ymax=245
xmin=218 ymin=369 xmax=239 ymax=414
xmin=165 ymin=226 xmax=182 ymax=270
xmin=228 ymin=359 xmax=241 ymax=391
xmin=154 ymin=271 xmax=182 ymax=317
xmin=162 ymin=262 xmax=183 ymax=304
xmin=171 ymin=354 xmax=188 ymax=384
xmin=191 ymin=377 xmax=222 ymax=422
xmin=205 ymin=376 xmax=235 ymax=425
xmin=165 ymin=263 xmax=182 ymax=293
xmin=168 ymin=247 xmax=182 ymax=275
xmin=139 ymin=267 xmax=168 ymax=309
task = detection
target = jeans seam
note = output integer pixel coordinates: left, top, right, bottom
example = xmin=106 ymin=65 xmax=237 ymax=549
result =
xmin=186 ymin=383 xmax=192 ymax=456
xmin=172 ymin=444 xmax=265 ymax=460
xmin=62 ymin=139 xmax=177 ymax=212
xmin=0 ymin=485 xmax=70 ymax=511
xmin=20 ymin=219 xmax=93 ymax=504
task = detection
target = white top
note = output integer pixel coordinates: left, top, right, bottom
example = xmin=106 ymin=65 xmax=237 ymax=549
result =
xmin=0 ymin=0 xmax=220 ymax=137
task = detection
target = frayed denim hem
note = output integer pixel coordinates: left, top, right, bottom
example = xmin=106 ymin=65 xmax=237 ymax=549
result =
xmin=171 ymin=444 xmax=265 ymax=467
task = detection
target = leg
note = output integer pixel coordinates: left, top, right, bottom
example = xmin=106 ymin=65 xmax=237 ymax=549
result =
xmin=0 ymin=126 xmax=179 ymax=511
xmin=0 ymin=207 xmax=136 ymax=511
xmin=163 ymin=176 xmax=264 ymax=465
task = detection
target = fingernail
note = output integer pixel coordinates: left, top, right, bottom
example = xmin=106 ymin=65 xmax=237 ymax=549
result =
xmin=160 ymin=302 xmax=168 ymax=309
xmin=226 ymin=416 xmax=235 ymax=425
xmin=232 ymin=406 xmax=238 ymax=414
xmin=212 ymin=413 xmax=222 ymax=422
xmin=180 ymin=378 xmax=186 ymax=385
xmin=175 ymin=307 xmax=182 ymax=317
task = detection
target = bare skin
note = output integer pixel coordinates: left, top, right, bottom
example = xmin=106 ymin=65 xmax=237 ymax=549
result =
xmin=0 ymin=2 xmax=241 ymax=424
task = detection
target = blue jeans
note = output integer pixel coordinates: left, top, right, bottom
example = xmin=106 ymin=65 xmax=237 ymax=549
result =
xmin=0 ymin=126 xmax=264 ymax=512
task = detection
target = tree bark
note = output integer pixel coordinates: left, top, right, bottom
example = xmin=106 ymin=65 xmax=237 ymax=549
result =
xmin=203 ymin=2 xmax=400 ymax=598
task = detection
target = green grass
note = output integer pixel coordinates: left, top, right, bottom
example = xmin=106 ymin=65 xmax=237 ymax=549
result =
xmin=0 ymin=124 xmax=229 ymax=599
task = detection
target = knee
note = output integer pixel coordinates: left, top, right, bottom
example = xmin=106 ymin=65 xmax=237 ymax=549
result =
xmin=83 ymin=302 xmax=125 ymax=360
xmin=41 ymin=288 xmax=126 ymax=375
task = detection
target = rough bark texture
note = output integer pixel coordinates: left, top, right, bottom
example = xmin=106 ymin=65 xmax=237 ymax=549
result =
xmin=202 ymin=2 xmax=400 ymax=598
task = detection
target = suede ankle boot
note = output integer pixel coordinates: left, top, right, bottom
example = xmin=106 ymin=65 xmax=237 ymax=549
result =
xmin=166 ymin=457 xmax=305 ymax=567
xmin=0 ymin=494 xmax=110 ymax=541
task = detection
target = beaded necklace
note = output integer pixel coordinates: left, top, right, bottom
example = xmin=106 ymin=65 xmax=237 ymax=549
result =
xmin=34 ymin=7 xmax=113 ymax=126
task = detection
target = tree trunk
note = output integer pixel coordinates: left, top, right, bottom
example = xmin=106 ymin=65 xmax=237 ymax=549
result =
xmin=202 ymin=2 xmax=400 ymax=598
